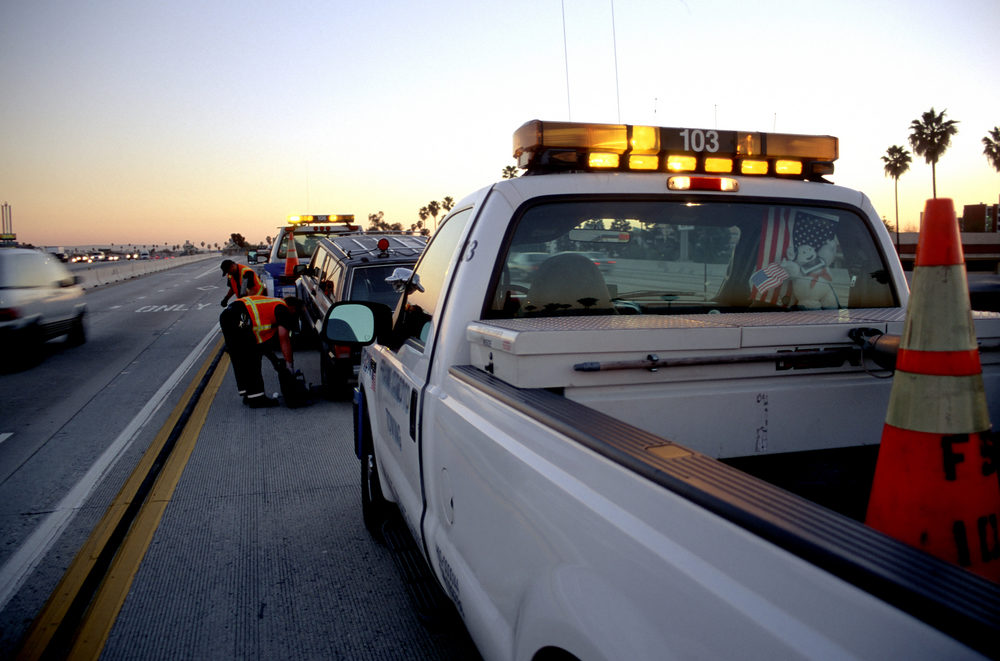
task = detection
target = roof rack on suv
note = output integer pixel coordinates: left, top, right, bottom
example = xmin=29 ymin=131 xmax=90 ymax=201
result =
xmin=325 ymin=234 xmax=427 ymax=260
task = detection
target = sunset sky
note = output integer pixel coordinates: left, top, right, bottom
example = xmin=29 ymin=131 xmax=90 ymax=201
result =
xmin=2 ymin=0 xmax=998 ymax=249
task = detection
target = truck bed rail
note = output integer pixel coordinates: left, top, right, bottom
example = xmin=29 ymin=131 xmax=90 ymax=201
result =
xmin=450 ymin=364 xmax=1000 ymax=658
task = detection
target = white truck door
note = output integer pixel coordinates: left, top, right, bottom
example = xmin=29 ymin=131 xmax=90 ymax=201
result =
xmin=371 ymin=209 xmax=474 ymax=536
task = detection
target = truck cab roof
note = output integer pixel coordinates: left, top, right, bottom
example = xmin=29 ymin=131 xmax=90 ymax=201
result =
xmin=267 ymin=214 xmax=360 ymax=263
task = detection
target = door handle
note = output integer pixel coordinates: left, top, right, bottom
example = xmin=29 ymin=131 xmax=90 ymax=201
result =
xmin=409 ymin=388 xmax=418 ymax=441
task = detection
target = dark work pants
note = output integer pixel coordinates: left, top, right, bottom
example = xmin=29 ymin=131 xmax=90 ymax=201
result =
xmin=219 ymin=303 xmax=275 ymax=398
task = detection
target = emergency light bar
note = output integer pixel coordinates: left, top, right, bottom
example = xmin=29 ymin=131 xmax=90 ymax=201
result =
xmin=513 ymin=120 xmax=838 ymax=181
xmin=288 ymin=214 xmax=356 ymax=224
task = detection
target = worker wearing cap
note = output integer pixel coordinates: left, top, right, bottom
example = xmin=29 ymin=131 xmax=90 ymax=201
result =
xmin=219 ymin=295 xmax=304 ymax=407
xmin=220 ymin=259 xmax=265 ymax=307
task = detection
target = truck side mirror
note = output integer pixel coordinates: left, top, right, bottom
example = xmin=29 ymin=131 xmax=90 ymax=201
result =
xmin=322 ymin=301 xmax=392 ymax=346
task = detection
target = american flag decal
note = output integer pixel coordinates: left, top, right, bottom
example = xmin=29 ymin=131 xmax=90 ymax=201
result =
xmin=750 ymin=207 xmax=794 ymax=304
xmin=749 ymin=262 xmax=788 ymax=294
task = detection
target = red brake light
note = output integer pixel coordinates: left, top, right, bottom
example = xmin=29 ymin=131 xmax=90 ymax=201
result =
xmin=667 ymin=176 xmax=739 ymax=192
xmin=691 ymin=178 xmax=725 ymax=191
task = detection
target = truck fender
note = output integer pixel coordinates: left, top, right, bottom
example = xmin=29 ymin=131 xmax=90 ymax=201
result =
xmin=514 ymin=566 xmax=667 ymax=661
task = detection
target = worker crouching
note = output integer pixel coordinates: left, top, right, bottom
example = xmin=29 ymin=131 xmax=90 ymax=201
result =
xmin=219 ymin=295 xmax=304 ymax=408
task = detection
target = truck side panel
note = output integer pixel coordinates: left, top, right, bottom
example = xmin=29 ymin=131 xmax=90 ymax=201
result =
xmin=420 ymin=365 xmax=999 ymax=660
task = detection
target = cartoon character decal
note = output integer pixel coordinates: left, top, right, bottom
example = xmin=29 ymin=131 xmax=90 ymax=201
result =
xmin=749 ymin=208 xmax=840 ymax=309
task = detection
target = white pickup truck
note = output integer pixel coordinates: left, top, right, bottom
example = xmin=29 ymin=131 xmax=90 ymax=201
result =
xmin=323 ymin=120 xmax=1000 ymax=660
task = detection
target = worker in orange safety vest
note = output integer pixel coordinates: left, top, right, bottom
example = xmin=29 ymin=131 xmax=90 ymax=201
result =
xmin=219 ymin=295 xmax=304 ymax=407
xmin=220 ymin=259 xmax=265 ymax=307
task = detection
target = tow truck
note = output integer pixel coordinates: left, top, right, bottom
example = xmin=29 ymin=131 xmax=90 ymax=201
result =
xmin=324 ymin=120 xmax=1000 ymax=660
xmin=262 ymin=214 xmax=359 ymax=298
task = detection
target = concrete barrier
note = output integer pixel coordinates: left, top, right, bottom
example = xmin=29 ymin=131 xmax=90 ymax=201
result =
xmin=70 ymin=254 xmax=219 ymax=290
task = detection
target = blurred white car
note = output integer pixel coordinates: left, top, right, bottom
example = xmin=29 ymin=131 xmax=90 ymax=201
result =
xmin=0 ymin=248 xmax=87 ymax=358
xmin=507 ymin=251 xmax=549 ymax=282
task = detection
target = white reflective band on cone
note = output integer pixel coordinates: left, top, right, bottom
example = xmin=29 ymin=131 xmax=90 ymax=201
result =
xmin=885 ymin=371 xmax=991 ymax=434
xmin=901 ymin=264 xmax=978 ymax=352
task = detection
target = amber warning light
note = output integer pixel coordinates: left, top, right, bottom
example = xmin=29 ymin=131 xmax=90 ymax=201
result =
xmin=513 ymin=120 xmax=838 ymax=181
xmin=288 ymin=214 xmax=356 ymax=225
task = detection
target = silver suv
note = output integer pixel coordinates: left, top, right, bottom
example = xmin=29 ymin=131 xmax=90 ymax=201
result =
xmin=0 ymin=248 xmax=87 ymax=360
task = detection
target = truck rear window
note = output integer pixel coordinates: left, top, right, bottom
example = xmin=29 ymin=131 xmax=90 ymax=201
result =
xmin=489 ymin=199 xmax=896 ymax=318
xmin=274 ymin=231 xmax=329 ymax=261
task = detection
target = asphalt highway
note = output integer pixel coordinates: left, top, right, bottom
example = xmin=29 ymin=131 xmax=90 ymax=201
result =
xmin=0 ymin=258 xmax=479 ymax=659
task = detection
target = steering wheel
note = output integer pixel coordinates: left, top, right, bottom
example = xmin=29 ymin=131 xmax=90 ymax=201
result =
xmin=493 ymin=265 xmax=530 ymax=313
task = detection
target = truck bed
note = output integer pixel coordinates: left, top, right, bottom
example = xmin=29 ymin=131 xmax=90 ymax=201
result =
xmin=723 ymin=444 xmax=879 ymax=521
xmin=450 ymin=364 xmax=1000 ymax=658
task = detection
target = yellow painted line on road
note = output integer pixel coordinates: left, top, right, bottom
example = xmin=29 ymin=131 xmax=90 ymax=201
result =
xmin=72 ymin=351 xmax=229 ymax=659
xmin=17 ymin=340 xmax=229 ymax=661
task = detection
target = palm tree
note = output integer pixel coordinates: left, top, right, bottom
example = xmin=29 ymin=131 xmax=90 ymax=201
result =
xmin=984 ymin=126 xmax=1000 ymax=173
xmin=426 ymin=200 xmax=441 ymax=232
xmin=881 ymin=145 xmax=911 ymax=249
xmin=907 ymin=107 xmax=959 ymax=198
xmin=441 ymin=196 xmax=455 ymax=212
xmin=502 ymin=165 xmax=519 ymax=179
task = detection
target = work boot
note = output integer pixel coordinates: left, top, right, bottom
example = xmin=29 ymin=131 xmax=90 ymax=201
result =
xmin=244 ymin=394 xmax=279 ymax=408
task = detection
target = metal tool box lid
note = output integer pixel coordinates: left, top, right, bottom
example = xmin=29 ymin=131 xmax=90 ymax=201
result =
xmin=465 ymin=308 xmax=1000 ymax=389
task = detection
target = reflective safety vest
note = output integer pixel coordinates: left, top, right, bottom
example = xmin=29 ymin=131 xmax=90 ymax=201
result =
xmin=229 ymin=264 xmax=264 ymax=297
xmin=241 ymin=296 xmax=287 ymax=344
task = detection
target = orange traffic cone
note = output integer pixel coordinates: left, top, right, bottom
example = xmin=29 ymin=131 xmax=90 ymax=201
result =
xmin=284 ymin=228 xmax=299 ymax=276
xmin=866 ymin=198 xmax=999 ymax=581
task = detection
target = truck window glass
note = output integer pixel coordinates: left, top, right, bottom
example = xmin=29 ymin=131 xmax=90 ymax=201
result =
xmin=323 ymin=259 xmax=342 ymax=297
xmin=276 ymin=232 xmax=322 ymax=260
xmin=489 ymin=200 xmax=895 ymax=318
xmin=348 ymin=265 xmax=408 ymax=309
xmin=392 ymin=208 xmax=473 ymax=350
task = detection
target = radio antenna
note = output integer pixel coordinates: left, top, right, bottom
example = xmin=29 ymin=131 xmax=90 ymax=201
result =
xmin=562 ymin=0 xmax=571 ymax=120
xmin=611 ymin=0 xmax=621 ymax=123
